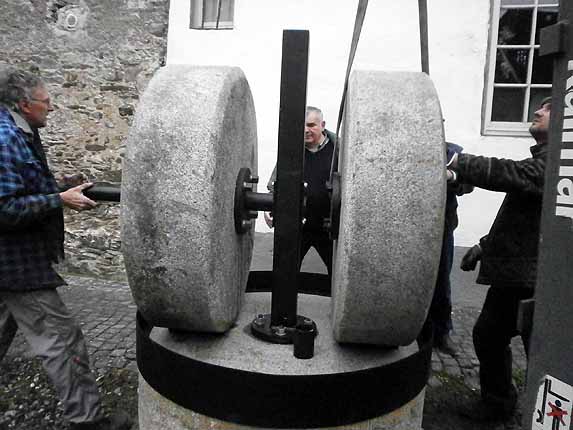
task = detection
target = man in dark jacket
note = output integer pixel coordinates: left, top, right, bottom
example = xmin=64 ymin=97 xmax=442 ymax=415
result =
xmin=448 ymin=97 xmax=551 ymax=420
xmin=265 ymin=106 xmax=336 ymax=280
xmin=0 ymin=68 xmax=131 ymax=430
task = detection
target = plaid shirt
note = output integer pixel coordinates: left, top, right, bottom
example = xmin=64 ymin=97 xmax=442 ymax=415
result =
xmin=0 ymin=107 xmax=65 ymax=291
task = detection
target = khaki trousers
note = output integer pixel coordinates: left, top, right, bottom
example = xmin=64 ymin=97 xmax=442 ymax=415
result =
xmin=0 ymin=288 xmax=102 ymax=423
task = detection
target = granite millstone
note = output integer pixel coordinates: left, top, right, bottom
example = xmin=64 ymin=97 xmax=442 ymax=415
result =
xmin=332 ymin=71 xmax=445 ymax=346
xmin=121 ymin=65 xmax=257 ymax=332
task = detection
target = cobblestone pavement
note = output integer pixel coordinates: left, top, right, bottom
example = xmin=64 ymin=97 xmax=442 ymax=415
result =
xmin=5 ymin=274 xmax=527 ymax=391
xmin=6 ymin=276 xmax=138 ymax=373
xmin=432 ymin=307 xmax=526 ymax=390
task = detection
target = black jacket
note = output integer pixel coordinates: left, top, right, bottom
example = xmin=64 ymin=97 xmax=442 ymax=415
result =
xmin=456 ymin=143 xmax=547 ymax=288
xmin=267 ymin=130 xmax=337 ymax=234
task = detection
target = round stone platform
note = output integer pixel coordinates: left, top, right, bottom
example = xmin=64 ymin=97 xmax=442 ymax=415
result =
xmin=138 ymin=292 xmax=428 ymax=429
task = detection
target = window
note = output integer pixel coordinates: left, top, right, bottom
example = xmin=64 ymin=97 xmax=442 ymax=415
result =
xmin=190 ymin=0 xmax=235 ymax=30
xmin=483 ymin=0 xmax=558 ymax=135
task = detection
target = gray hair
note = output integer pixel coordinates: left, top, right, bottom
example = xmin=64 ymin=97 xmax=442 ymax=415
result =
xmin=0 ymin=67 xmax=44 ymax=111
xmin=306 ymin=106 xmax=324 ymax=122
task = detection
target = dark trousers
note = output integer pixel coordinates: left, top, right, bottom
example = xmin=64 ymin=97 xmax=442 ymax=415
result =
xmin=473 ymin=285 xmax=534 ymax=410
xmin=300 ymin=231 xmax=333 ymax=278
xmin=428 ymin=227 xmax=454 ymax=338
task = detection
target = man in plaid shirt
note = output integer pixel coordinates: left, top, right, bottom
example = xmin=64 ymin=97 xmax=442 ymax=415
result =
xmin=0 ymin=68 xmax=132 ymax=430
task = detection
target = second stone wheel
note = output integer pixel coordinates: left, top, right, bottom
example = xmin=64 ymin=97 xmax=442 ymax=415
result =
xmin=332 ymin=71 xmax=446 ymax=346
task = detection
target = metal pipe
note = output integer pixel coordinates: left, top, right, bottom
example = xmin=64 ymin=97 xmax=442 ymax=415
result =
xmin=244 ymin=191 xmax=273 ymax=212
xmin=59 ymin=183 xmax=121 ymax=203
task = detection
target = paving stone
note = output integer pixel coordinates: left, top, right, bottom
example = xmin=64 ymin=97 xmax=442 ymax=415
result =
xmin=444 ymin=365 xmax=462 ymax=377
xmin=427 ymin=375 xmax=443 ymax=388
xmin=431 ymin=361 xmax=444 ymax=373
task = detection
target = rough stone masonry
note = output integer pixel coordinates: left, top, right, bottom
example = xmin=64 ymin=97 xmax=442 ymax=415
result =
xmin=0 ymin=0 xmax=170 ymax=279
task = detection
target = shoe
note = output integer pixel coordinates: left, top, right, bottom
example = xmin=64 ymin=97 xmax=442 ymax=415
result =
xmin=70 ymin=412 xmax=133 ymax=430
xmin=458 ymin=398 xmax=515 ymax=422
xmin=434 ymin=333 xmax=459 ymax=357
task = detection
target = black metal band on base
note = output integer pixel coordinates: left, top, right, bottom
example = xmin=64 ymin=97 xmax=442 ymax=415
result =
xmin=136 ymin=275 xmax=433 ymax=429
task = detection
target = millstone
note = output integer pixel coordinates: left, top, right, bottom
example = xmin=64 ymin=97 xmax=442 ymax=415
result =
xmin=332 ymin=71 xmax=445 ymax=346
xmin=121 ymin=65 xmax=257 ymax=332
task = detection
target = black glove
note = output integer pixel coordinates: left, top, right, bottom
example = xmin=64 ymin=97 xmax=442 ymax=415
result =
xmin=460 ymin=244 xmax=482 ymax=271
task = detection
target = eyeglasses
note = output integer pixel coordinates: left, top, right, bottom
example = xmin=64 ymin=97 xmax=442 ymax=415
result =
xmin=29 ymin=97 xmax=52 ymax=108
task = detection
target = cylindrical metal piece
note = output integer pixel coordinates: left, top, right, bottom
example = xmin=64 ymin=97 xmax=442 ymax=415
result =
xmin=60 ymin=183 xmax=121 ymax=202
xmin=244 ymin=191 xmax=273 ymax=212
xmin=84 ymin=184 xmax=121 ymax=202
xmin=293 ymin=321 xmax=315 ymax=359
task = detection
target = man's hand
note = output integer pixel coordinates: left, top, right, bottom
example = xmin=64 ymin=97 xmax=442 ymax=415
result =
xmin=264 ymin=212 xmax=274 ymax=228
xmin=460 ymin=244 xmax=482 ymax=271
xmin=447 ymin=152 xmax=459 ymax=169
xmin=59 ymin=173 xmax=88 ymax=188
xmin=446 ymin=169 xmax=457 ymax=182
xmin=60 ymin=183 xmax=97 ymax=211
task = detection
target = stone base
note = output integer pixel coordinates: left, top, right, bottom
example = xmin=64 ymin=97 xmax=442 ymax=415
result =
xmin=137 ymin=293 xmax=426 ymax=430
xmin=139 ymin=376 xmax=425 ymax=430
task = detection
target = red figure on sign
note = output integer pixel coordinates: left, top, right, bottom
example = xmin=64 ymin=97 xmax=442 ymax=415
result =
xmin=547 ymin=400 xmax=568 ymax=430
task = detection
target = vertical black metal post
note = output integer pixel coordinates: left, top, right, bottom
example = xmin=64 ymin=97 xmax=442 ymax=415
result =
xmin=270 ymin=30 xmax=309 ymax=327
xmin=524 ymin=4 xmax=573 ymax=429
xmin=418 ymin=0 xmax=430 ymax=75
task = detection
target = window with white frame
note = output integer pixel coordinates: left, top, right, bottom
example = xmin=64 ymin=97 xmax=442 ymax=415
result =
xmin=483 ymin=0 xmax=558 ymax=136
xmin=190 ymin=0 xmax=234 ymax=30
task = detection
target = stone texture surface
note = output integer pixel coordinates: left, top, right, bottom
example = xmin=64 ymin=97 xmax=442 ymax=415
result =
xmin=0 ymin=0 xmax=170 ymax=281
xmin=139 ymin=378 xmax=424 ymax=430
xmin=121 ymin=65 xmax=257 ymax=332
xmin=139 ymin=292 xmax=425 ymax=430
xmin=332 ymin=71 xmax=446 ymax=347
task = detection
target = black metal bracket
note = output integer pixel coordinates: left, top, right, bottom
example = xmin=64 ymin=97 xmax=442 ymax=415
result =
xmin=229 ymin=31 xmax=321 ymax=348
xmin=233 ymin=167 xmax=272 ymax=234
xmin=325 ymin=172 xmax=342 ymax=240
xmin=524 ymin=4 xmax=573 ymax=423
xmin=540 ymin=20 xmax=570 ymax=56
xmin=250 ymin=313 xmax=317 ymax=344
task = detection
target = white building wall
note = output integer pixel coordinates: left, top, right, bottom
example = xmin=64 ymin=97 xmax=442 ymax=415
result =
xmin=166 ymin=0 xmax=537 ymax=246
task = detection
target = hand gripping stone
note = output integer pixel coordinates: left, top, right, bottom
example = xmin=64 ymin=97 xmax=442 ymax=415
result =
xmin=332 ymin=71 xmax=446 ymax=346
xmin=121 ymin=65 xmax=257 ymax=333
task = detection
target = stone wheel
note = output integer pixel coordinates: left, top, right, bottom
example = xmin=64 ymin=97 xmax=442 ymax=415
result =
xmin=332 ymin=71 xmax=445 ymax=346
xmin=121 ymin=65 xmax=257 ymax=333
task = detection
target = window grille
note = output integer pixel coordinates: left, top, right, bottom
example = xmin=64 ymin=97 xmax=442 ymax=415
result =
xmin=483 ymin=0 xmax=558 ymax=136
xmin=190 ymin=0 xmax=234 ymax=30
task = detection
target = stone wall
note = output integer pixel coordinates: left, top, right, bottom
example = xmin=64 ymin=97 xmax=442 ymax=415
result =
xmin=0 ymin=0 xmax=170 ymax=280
